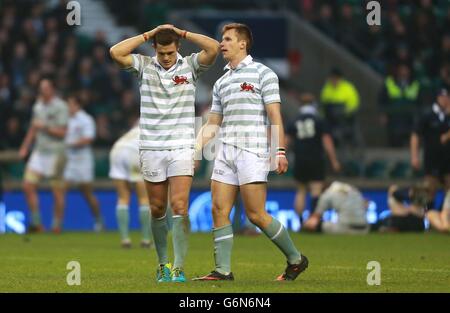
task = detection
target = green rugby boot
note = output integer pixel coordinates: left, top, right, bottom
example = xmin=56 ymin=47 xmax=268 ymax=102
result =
xmin=171 ymin=267 xmax=186 ymax=283
xmin=156 ymin=263 xmax=172 ymax=283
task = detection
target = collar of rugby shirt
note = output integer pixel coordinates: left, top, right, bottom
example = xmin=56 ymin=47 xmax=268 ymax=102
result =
xmin=432 ymin=102 xmax=445 ymax=122
xmin=152 ymin=52 xmax=184 ymax=72
xmin=224 ymin=55 xmax=253 ymax=71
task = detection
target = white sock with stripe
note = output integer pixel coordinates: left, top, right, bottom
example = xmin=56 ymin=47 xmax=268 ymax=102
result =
xmin=213 ymin=224 xmax=234 ymax=275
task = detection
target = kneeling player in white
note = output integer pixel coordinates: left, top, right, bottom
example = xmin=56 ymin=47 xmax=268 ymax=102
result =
xmin=109 ymin=124 xmax=152 ymax=248
xmin=64 ymin=95 xmax=104 ymax=232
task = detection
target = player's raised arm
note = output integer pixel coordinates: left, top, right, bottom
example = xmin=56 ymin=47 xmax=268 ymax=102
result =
xmin=168 ymin=25 xmax=220 ymax=66
xmin=110 ymin=27 xmax=160 ymax=68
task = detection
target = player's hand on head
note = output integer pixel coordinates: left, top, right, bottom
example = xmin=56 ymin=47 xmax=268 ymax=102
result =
xmin=148 ymin=24 xmax=172 ymax=37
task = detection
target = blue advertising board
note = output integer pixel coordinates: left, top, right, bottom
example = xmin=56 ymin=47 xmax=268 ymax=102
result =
xmin=1 ymin=189 xmax=443 ymax=233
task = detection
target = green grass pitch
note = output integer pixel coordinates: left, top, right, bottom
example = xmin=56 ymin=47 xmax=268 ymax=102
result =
xmin=1 ymin=232 xmax=449 ymax=292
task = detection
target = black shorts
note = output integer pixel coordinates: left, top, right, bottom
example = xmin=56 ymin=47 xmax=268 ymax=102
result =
xmin=424 ymin=153 xmax=450 ymax=178
xmin=388 ymin=214 xmax=425 ymax=232
xmin=294 ymin=158 xmax=325 ymax=183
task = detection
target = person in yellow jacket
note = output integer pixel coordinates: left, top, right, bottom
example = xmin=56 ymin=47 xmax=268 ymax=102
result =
xmin=320 ymin=68 xmax=360 ymax=146
xmin=379 ymin=64 xmax=421 ymax=147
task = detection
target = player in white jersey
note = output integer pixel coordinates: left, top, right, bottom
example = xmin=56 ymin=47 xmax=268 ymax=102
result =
xmin=303 ymin=181 xmax=369 ymax=234
xmin=109 ymin=124 xmax=153 ymax=248
xmin=19 ymin=79 xmax=68 ymax=233
xmin=110 ymin=24 xmax=219 ymax=282
xmin=64 ymin=95 xmax=104 ymax=232
xmin=194 ymin=23 xmax=308 ymax=282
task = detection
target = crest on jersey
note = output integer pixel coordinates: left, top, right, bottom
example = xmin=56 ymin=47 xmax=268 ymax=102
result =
xmin=172 ymin=75 xmax=189 ymax=85
xmin=240 ymin=82 xmax=255 ymax=93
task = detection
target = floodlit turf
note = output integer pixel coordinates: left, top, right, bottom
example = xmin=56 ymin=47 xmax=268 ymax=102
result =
xmin=0 ymin=231 xmax=449 ymax=292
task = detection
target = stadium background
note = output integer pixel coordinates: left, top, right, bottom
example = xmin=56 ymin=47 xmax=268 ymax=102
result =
xmin=1 ymin=0 xmax=450 ymax=233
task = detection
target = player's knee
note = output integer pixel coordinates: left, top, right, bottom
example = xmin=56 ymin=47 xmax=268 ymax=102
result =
xmin=23 ymin=181 xmax=36 ymax=194
xmin=171 ymin=199 xmax=188 ymax=215
xmin=246 ymin=211 xmax=263 ymax=226
xmin=150 ymin=200 xmax=167 ymax=217
xmin=211 ymin=202 xmax=228 ymax=218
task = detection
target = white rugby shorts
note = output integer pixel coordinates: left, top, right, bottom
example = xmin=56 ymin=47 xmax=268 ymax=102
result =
xmin=211 ymin=142 xmax=270 ymax=186
xmin=109 ymin=147 xmax=142 ymax=182
xmin=139 ymin=149 xmax=194 ymax=183
xmin=64 ymin=153 xmax=94 ymax=183
xmin=26 ymin=150 xmax=66 ymax=179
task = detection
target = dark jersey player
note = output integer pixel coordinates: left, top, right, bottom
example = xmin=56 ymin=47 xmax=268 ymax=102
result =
xmin=287 ymin=93 xmax=340 ymax=224
xmin=410 ymin=87 xmax=450 ymax=232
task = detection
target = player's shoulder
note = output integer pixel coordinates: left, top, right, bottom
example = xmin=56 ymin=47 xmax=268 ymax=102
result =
xmin=134 ymin=53 xmax=155 ymax=68
xmin=53 ymin=97 xmax=68 ymax=110
xmin=33 ymin=100 xmax=44 ymax=110
xmin=214 ymin=71 xmax=231 ymax=88
xmin=183 ymin=52 xmax=198 ymax=65
xmin=253 ymin=61 xmax=277 ymax=77
xmin=79 ymin=110 xmax=95 ymax=123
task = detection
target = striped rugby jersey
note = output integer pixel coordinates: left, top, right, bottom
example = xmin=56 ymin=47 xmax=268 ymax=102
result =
xmin=129 ymin=52 xmax=209 ymax=150
xmin=32 ymin=96 xmax=68 ymax=154
xmin=210 ymin=55 xmax=281 ymax=155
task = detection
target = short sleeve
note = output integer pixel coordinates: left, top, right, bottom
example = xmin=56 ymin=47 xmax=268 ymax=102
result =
xmin=318 ymin=117 xmax=330 ymax=135
xmin=55 ymin=102 xmax=69 ymax=127
xmin=185 ymin=52 xmax=211 ymax=81
xmin=127 ymin=54 xmax=151 ymax=78
xmin=82 ymin=116 xmax=96 ymax=139
xmin=260 ymin=67 xmax=281 ymax=105
xmin=210 ymin=83 xmax=223 ymax=115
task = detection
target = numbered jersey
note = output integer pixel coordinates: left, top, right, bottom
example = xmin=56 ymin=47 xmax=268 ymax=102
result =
xmin=287 ymin=108 xmax=329 ymax=160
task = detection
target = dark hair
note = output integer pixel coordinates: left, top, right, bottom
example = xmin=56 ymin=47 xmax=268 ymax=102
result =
xmin=67 ymin=93 xmax=82 ymax=107
xmin=40 ymin=76 xmax=56 ymax=87
xmin=153 ymin=29 xmax=180 ymax=47
xmin=329 ymin=67 xmax=342 ymax=77
xmin=299 ymin=93 xmax=316 ymax=106
xmin=222 ymin=23 xmax=253 ymax=54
